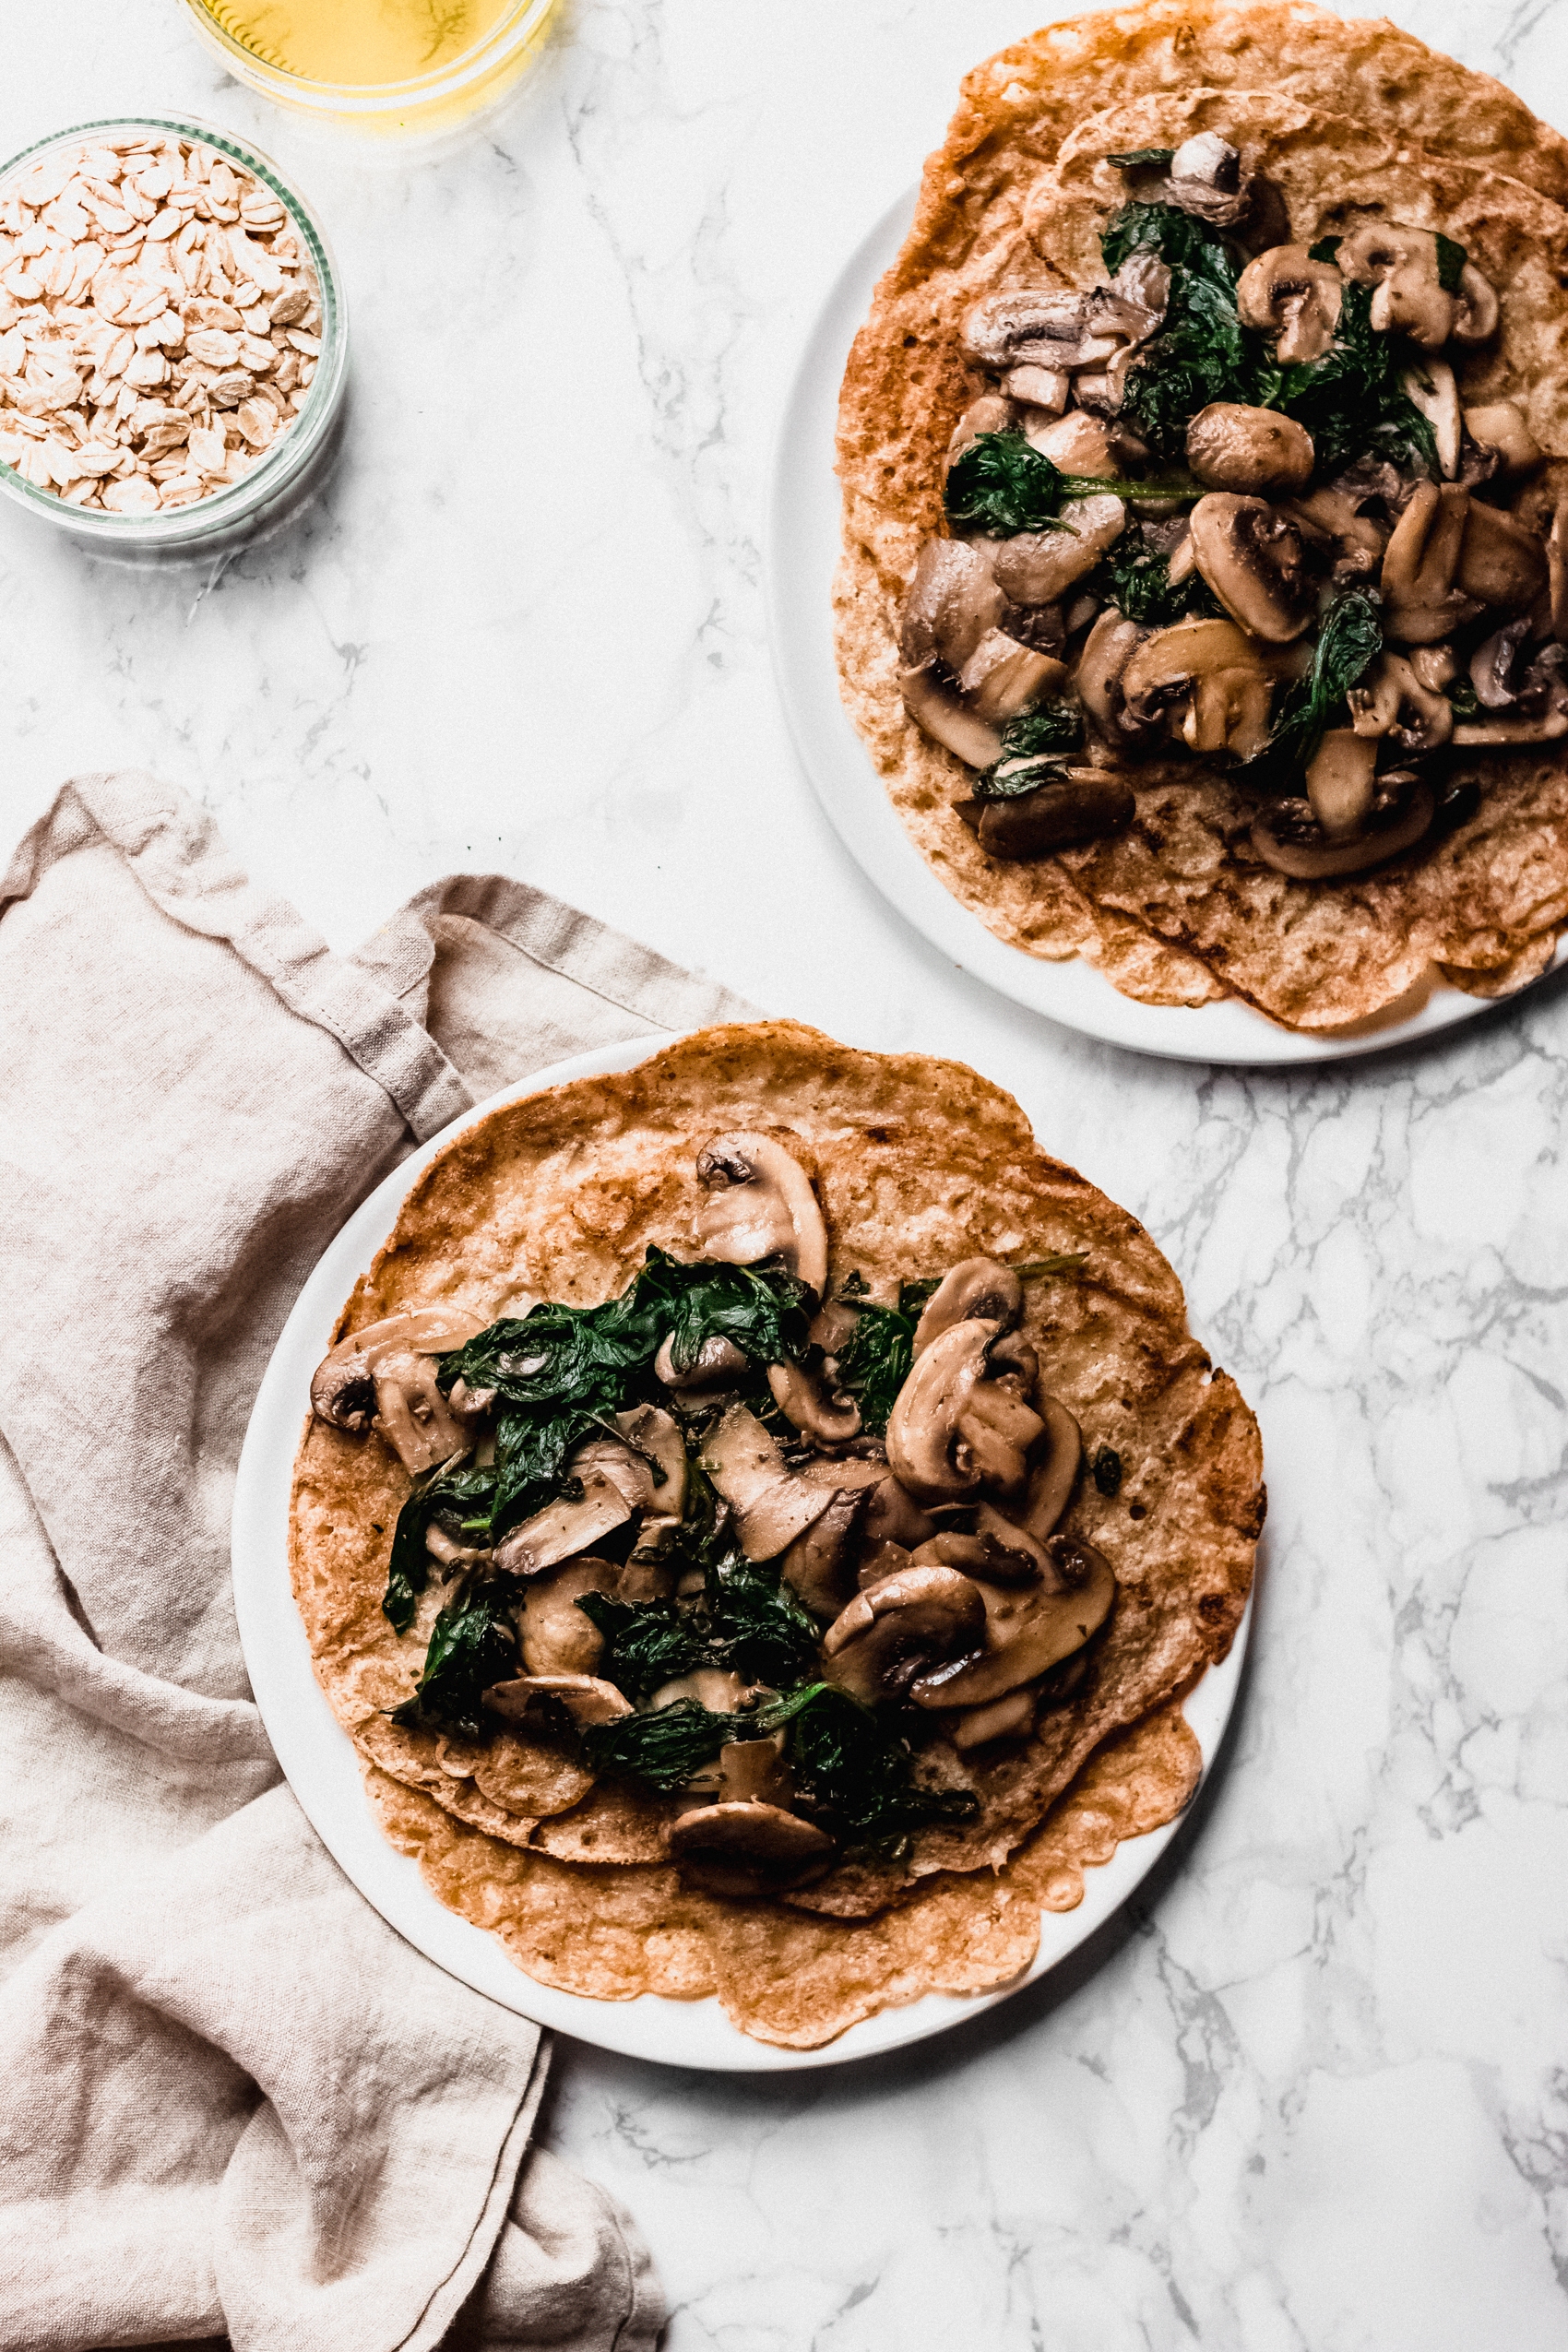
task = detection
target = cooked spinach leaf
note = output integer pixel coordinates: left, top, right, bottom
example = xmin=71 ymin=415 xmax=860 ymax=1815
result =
xmin=973 ymin=758 xmax=1072 ymax=802
xmin=944 ymin=431 xmax=1194 ymax=537
xmin=1107 ymin=146 xmax=1176 ymax=170
xmin=382 ymin=1463 xmax=499 ymax=1634
xmin=581 ymin=1682 xmax=979 ymax=1849
xmin=434 ymin=1246 xmax=810 ymax=1542
xmin=1261 ymin=282 xmax=1437 ymax=476
xmin=1001 ymin=702 xmax=1083 ymax=757
xmin=764 ymin=1683 xmax=980 ymax=1846
xmin=834 ymin=1284 xmax=918 ymax=1438
xmin=1100 ymin=199 xmax=1238 ymax=291
xmin=1242 ymin=587 xmax=1384 ymax=789
xmin=1446 ymin=675 xmax=1481 ymax=720
xmin=1307 ymin=236 xmax=1341 ymax=266
xmin=1435 ymin=232 xmax=1467 ymax=296
xmin=580 ymin=1548 xmax=819 ymax=1703
xmin=1119 ymin=267 xmax=1255 ymax=458
xmin=392 ymin=1571 xmax=523 ymax=1738
xmin=1095 ymin=520 xmax=1223 ymax=626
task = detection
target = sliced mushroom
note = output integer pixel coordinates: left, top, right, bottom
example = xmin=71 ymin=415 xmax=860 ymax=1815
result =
xmin=1075 ymin=608 xmax=1153 ymax=733
xmin=310 ymin=1307 xmax=488 ymax=1434
xmin=653 ymin=1331 xmax=748 ymax=1394
xmin=1381 ymin=481 xmax=1482 ymax=643
xmin=1336 ymin=223 xmax=1455 ymax=350
xmin=1236 ymin=245 xmax=1343 ymax=363
xmin=1451 ymin=262 xmax=1501 ymax=347
xmin=858 ymin=1538 xmax=914 ymax=1590
xmin=898 ymin=538 xmax=1004 ymax=671
xmin=1186 ymin=403 xmax=1313 ymax=495
xmin=779 ymin=1486 xmax=868 ymax=1618
xmin=702 ymin=1405 xmax=837 ymax=1560
xmin=614 ymin=1404 xmax=687 ymax=1525
xmin=1019 ymin=1395 xmax=1083 ymax=1538
xmin=1026 ymin=410 xmax=1120 ymax=473
xmin=1251 ymin=778 xmax=1435 ymax=878
xmin=695 ymin=1132 xmax=828 ymax=1298
xmin=961 ymin=772 xmax=1135 ymax=861
xmin=1108 ymin=250 xmax=1171 ymax=321
xmin=1120 ymin=618 xmax=1277 ymax=759
xmin=948 ymin=1687 xmax=1037 ymax=1752
xmin=1167 ymin=131 xmax=1253 ymax=227
xmin=1455 ymin=500 xmax=1549 ymax=612
xmin=648 ymin=1667 xmax=756 ymax=1714
xmin=1463 ymin=401 xmax=1542 ymax=481
xmin=766 ymin=1358 xmax=861 ymax=1444
xmin=861 ymin=1475 xmax=938 ymax=1552
xmin=1304 ymin=730 xmax=1378 ymax=840
xmin=909 ymin=1534 xmax=1116 ymax=1708
xmin=1005 ymin=362 xmax=1072 ymax=413
xmin=521 ymin=1556 xmax=619 ymax=1675
xmin=493 ymin=1465 xmax=636 ymax=1578
xmin=961 ymin=289 xmax=1099 ymax=372
xmin=990 ymin=494 xmax=1126 ymax=607
xmin=1188 ymin=493 xmax=1313 ymax=643
xmin=821 ymin=1564 xmax=987 ymax=1705
xmin=901 ymin=663 xmax=1005 ymax=769
xmin=912 ymin=1258 xmax=1023 ymax=1353
xmin=946 ymin=392 xmax=1016 ymax=467
xmin=1402 ymin=360 xmax=1461 ymax=480
xmin=885 ymin=1319 xmax=994 ymax=1504
xmin=956 ymin=1376 xmax=1045 ymax=1502
xmin=425 ymin=1523 xmax=491 ymax=1570
xmin=485 ymin=1672 xmax=633 ymax=1728
xmin=915 ymin=1505 xmax=1049 ymax=1586
xmin=1453 ymin=707 xmax=1568 ymax=745
xmin=956 ymin=630 xmax=1069 ymax=721
xmin=667 ymin=1800 xmax=836 ymax=1897
xmin=1470 ymin=616 xmax=1535 ymax=709
xmin=1346 ymin=653 xmax=1454 ymax=752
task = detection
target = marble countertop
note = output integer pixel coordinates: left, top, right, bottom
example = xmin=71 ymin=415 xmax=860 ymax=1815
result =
xmin=5 ymin=3 xmax=1568 ymax=2344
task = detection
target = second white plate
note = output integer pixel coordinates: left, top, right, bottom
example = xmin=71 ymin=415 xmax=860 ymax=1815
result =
xmin=232 ymin=1032 xmax=1252 ymax=2071
xmin=764 ymin=191 xmax=1564 ymax=1066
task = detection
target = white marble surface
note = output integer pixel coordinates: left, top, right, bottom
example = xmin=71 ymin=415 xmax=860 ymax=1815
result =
xmin=6 ymin=4 xmax=1568 ymax=2344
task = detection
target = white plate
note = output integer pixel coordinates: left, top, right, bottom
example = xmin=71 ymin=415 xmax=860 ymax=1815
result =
xmin=233 ymin=1033 xmax=1252 ymax=2071
xmin=765 ymin=192 xmax=1566 ymax=1066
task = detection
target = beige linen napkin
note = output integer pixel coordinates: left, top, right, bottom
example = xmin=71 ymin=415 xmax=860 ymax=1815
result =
xmin=0 ymin=771 xmax=754 ymax=2352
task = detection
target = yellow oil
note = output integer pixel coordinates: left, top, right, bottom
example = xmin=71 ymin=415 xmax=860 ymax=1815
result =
xmin=196 ymin=0 xmax=517 ymax=84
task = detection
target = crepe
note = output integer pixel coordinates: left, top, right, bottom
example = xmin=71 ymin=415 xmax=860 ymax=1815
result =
xmin=834 ymin=6 xmax=1568 ymax=1029
xmin=290 ymin=1023 xmax=1263 ymax=2045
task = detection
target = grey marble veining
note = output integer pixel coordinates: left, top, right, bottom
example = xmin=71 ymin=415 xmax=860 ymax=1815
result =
xmin=4 ymin=6 xmax=1567 ymax=2346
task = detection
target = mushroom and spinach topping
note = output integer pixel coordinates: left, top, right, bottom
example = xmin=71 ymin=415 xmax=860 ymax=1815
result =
xmin=898 ymin=143 xmax=1566 ymax=883
xmin=311 ymin=1140 xmax=1120 ymax=1891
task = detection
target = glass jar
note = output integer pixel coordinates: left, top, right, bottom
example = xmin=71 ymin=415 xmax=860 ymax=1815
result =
xmin=177 ymin=0 xmax=560 ymax=138
xmin=0 ymin=117 xmax=348 ymax=563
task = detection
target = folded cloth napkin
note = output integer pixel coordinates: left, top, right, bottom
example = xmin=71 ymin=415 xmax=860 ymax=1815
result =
xmin=0 ymin=771 xmax=754 ymax=2352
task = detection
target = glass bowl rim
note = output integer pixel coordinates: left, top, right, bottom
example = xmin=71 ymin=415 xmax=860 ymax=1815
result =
xmin=174 ymin=0 xmax=557 ymax=113
xmin=0 ymin=113 xmax=347 ymax=541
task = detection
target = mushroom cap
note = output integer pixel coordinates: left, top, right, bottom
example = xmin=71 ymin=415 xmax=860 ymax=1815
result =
xmin=767 ymin=1358 xmax=861 ymax=1444
xmin=778 ymin=1485 xmax=868 ymax=1619
xmin=520 ymin=1555 xmax=619 ymax=1676
xmin=695 ymin=1132 xmax=830 ymax=1299
xmin=898 ymin=537 xmax=1004 ymax=671
xmin=1188 ymin=494 xmax=1314 ymax=644
xmin=310 ymin=1306 xmax=487 ymax=1440
xmin=1251 ymin=779 xmax=1435 ymax=879
xmin=1020 ymin=1393 xmax=1083 ymax=1540
xmin=1235 ymin=246 xmax=1342 ymax=363
xmin=485 ymin=1672 xmax=633 ymax=1728
xmin=368 ymin=1351 xmax=472 ymax=1477
xmin=967 ymin=773 xmax=1135 ymax=862
xmin=493 ymin=1466 xmax=634 ymax=1577
xmin=821 ymin=1563 xmax=988 ymax=1705
xmin=957 ymin=631 xmax=1069 ymax=724
xmin=912 ymin=1258 xmax=1024 ymax=1355
xmin=860 ymin=1473 xmax=938 ymax=1553
xmin=1304 ymin=730 xmax=1378 ymax=841
xmin=1075 ymin=607 xmax=1153 ymax=732
xmin=990 ymin=494 xmax=1125 ymax=607
xmin=885 ymin=1318 xmax=997 ymax=1504
xmin=1186 ymin=404 xmax=1313 ymax=497
xmin=955 ymin=1375 xmax=1045 ymax=1502
xmin=1464 ymin=402 xmax=1542 ymax=481
xmin=909 ymin=1536 xmax=1117 ymax=1709
xmin=1120 ymin=617 xmax=1277 ymax=759
xmin=667 ymin=1801 xmax=837 ymax=1896
xmin=948 ymin=1686 xmax=1038 ymax=1752
xmin=702 ymin=1404 xmax=837 ymax=1561
xmin=901 ymin=663 xmax=1006 ymax=769
xmin=1455 ymin=500 xmax=1549 ymax=612
xmin=1336 ymin=223 xmax=1456 ymax=348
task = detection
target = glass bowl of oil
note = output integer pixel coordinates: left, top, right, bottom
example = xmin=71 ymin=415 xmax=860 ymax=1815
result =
xmin=0 ymin=116 xmax=348 ymax=561
xmin=179 ymin=0 xmax=561 ymax=136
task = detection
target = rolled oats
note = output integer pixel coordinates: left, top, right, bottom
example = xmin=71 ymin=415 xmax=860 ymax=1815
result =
xmin=0 ymin=131 xmax=323 ymax=517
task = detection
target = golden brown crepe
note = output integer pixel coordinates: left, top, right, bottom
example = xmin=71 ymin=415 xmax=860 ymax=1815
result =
xmin=834 ymin=6 xmax=1568 ymax=1029
xmin=290 ymin=1023 xmax=1263 ymax=2046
